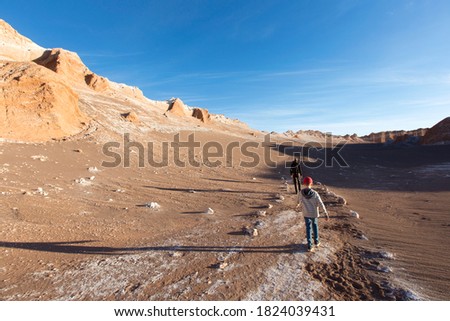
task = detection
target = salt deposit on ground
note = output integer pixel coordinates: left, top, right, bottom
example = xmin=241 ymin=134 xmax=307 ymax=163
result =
xmin=145 ymin=202 xmax=161 ymax=210
xmin=30 ymin=155 xmax=48 ymax=161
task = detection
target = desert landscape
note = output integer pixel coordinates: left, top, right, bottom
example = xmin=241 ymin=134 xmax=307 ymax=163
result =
xmin=1 ymin=19 xmax=449 ymax=301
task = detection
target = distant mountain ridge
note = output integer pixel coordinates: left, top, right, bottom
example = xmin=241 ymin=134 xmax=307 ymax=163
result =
xmin=283 ymin=124 xmax=449 ymax=145
xmin=422 ymin=117 xmax=450 ymax=145
xmin=360 ymin=128 xmax=428 ymax=144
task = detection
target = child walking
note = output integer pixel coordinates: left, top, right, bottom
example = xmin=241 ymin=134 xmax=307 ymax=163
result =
xmin=297 ymin=176 xmax=329 ymax=252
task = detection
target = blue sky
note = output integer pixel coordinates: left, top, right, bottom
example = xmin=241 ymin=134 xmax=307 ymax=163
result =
xmin=2 ymin=0 xmax=450 ymax=135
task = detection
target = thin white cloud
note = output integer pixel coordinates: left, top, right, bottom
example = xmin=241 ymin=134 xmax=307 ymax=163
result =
xmin=78 ymin=51 xmax=146 ymax=58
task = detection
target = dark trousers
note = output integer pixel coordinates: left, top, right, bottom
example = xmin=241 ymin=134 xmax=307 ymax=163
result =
xmin=292 ymin=174 xmax=301 ymax=194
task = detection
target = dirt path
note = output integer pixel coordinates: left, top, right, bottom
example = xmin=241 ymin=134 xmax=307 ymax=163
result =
xmin=0 ymin=171 xmax=415 ymax=300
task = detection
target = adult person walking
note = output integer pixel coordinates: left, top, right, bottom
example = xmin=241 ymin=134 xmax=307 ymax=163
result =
xmin=297 ymin=176 xmax=329 ymax=252
xmin=290 ymin=158 xmax=303 ymax=194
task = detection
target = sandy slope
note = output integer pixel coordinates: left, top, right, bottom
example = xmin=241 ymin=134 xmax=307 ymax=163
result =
xmin=304 ymin=143 xmax=450 ymax=300
xmin=2 ymin=132 xmax=445 ymax=301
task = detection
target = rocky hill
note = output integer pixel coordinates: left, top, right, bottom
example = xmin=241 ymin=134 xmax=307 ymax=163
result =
xmin=0 ymin=61 xmax=88 ymax=141
xmin=1 ymin=19 xmax=448 ymax=146
xmin=360 ymin=129 xmax=428 ymax=144
xmin=0 ymin=19 xmax=249 ymax=143
xmin=282 ymin=129 xmax=364 ymax=143
xmin=421 ymin=117 xmax=450 ymax=145
xmin=281 ymin=125 xmax=450 ymax=146
xmin=0 ymin=19 xmax=45 ymax=61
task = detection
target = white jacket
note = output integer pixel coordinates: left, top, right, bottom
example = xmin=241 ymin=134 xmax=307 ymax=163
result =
xmin=298 ymin=188 xmax=328 ymax=218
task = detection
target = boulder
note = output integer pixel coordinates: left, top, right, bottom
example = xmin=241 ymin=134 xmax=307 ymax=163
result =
xmin=192 ymin=107 xmax=211 ymax=123
xmin=166 ymin=98 xmax=190 ymax=117
xmin=121 ymin=111 xmax=140 ymax=124
xmin=85 ymin=73 xmax=109 ymax=92
xmin=34 ymin=48 xmax=146 ymax=101
xmin=0 ymin=61 xmax=88 ymax=142
xmin=34 ymin=48 xmax=90 ymax=87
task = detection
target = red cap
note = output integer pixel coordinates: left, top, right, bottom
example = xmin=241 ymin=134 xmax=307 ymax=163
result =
xmin=303 ymin=176 xmax=313 ymax=185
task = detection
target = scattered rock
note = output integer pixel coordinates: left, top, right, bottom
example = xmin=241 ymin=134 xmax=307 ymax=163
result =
xmin=74 ymin=178 xmax=91 ymax=185
xmin=243 ymin=226 xmax=258 ymax=237
xmin=171 ymin=251 xmax=184 ymax=258
xmin=379 ymin=251 xmax=395 ymax=260
xmin=327 ymin=191 xmax=347 ymax=205
xmin=192 ymin=107 xmax=211 ymax=123
xmin=358 ymin=234 xmax=369 ymax=241
xmin=336 ymin=196 xmax=346 ymax=205
xmin=35 ymin=187 xmax=48 ymax=196
xmin=209 ymin=261 xmax=229 ymax=269
xmin=274 ymin=193 xmax=285 ymax=203
xmin=254 ymin=221 xmax=265 ymax=228
xmin=350 ymin=210 xmax=360 ymax=218
xmin=378 ymin=266 xmax=392 ymax=273
xmin=87 ymin=166 xmax=100 ymax=173
xmin=121 ymin=111 xmax=140 ymax=124
xmin=31 ymin=155 xmax=48 ymax=161
xmin=363 ymin=250 xmax=395 ymax=260
xmin=145 ymin=202 xmax=161 ymax=210
xmin=256 ymin=210 xmax=266 ymax=217
xmin=398 ymin=289 xmax=421 ymax=301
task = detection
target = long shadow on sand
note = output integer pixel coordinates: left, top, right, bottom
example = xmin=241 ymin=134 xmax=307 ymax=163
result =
xmin=271 ymin=142 xmax=450 ymax=192
xmin=0 ymin=240 xmax=305 ymax=255
xmin=144 ymin=185 xmax=272 ymax=194
xmin=205 ymin=178 xmax=259 ymax=184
